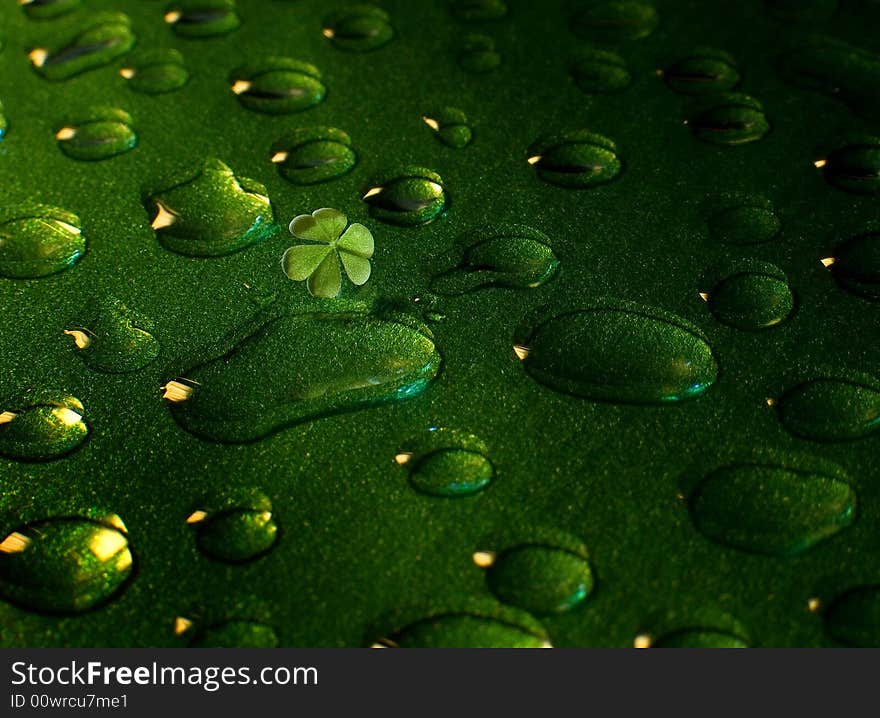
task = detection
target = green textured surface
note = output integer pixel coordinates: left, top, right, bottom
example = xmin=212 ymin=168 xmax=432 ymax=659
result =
xmin=1 ymin=0 xmax=880 ymax=647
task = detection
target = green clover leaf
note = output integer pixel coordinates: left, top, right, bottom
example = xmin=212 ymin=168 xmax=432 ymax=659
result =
xmin=281 ymin=208 xmax=374 ymax=298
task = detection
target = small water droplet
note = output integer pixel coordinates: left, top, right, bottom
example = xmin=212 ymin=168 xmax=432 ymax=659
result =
xmin=825 ymin=585 xmax=880 ymax=647
xmin=570 ymin=47 xmax=631 ymax=93
xmin=0 ymin=391 xmax=89 ymax=461
xmin=168 ymin=305 xmax=441 ymax=443
xmin=457 ymin=34 xmax=501 ymax=73
xmin=778 ymin=377 xmax=880 ymax=442
xmin=652 ymin=629 xmax=748 ymax=648
xmin=21 ymin=0 xmax=80 ymax=20
xmin=571 ymin=1 xmax=659 ymax=43
xmin=0 ymin=205 xmax=85 ymax=278
xmin=820 ymin=140 xmax=880 ymax=195
xmin=450 ymin=0 xmax=507 ymax=21
xmin=396 ymin=427 xmax=493 ymax=497
xmin=270 ymin=127 xmax=356 ymax=185
xmin=431 ymin=224 xmax=559 ymax=295
xmin=514 ymin=301 xmax=717 ymax=404
xmin=165 ymin=0 xmax=240 ymax=38
xmin=422 ymin=107 xmax=472 ymax=149
xmin=121 ymin=49 xmax=188 ymax=94
xmin=706 ymin=195 xmax=781 ymax=245
xmin=230 ymin=58 xmax=325 ymax=115
xmin=29 ymin=12 xmax=135 ymax=81
xmin=145 ymin=158 xmax=274 ymax=257
xmin=527 ymin=130 xmax=621 ymax=188
xmin=323 ymin=5 xmax=393 ymax=52
xmin=55 ymin=107 xmax=137 ymax=162
xmin=190 ymin=620 xmax=278 ymax=647
xmin=689 ymin=463 xmax=856 ymax=556
xmin=362 ymin=167 xmax=446 ymax=226
xmin=701 ymin=260 xmax=794 ymax=330
xmin=687 ymin=93 xmax=770 ymax=145
xmin=765 ymin=0 xmax=837 ymax=22
xmin=825 ymin=232 xmax=880 ymax=301
xmin=663 ymin=48 xmax=740 ymax=94
xmin=0 ymin=515 xmax=132 ymax=613
xmin=189 ymin=490 xmax=278 ymax=563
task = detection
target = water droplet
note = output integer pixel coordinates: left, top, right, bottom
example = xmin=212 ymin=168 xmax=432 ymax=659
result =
xmin=569 ymin=47 xmax=631 ymax=94
xmin=323 ymin=5 xmax=393 ymax=52
xmin=21 ymin=0 xmax=80 ymax=20
xmin=230 ymin=58 xmax=325 ymax=115
xmin=270 ymin=127 xmax=356 ymax=185
xmin=55 ymin=107 xmax=137 ymax=162
xmin=422 ymin=107 xmax=472 ymax=149
xmin=825 ymin=586 xmax=880 ymax=647
xmin=431 ymin=224 xmax=559 ymax=295
xmin=706 ymin=195 xmax=781 ymax=246
xmin=29 ymin=12 xmax=135 ymax=81
xmin=765 ymin=0 xmax=837 ymax=22
xmin=65 ymin=297 xmax=159 ymax=373
xmin=190 ymin=621 xmax=278 ymax=647
xmin=778 ymin=377 xmax=880 ymax=442
xmin=514 ymin=301 xmax=717 ymax=404
xmin=825 ymin=232 xmax=880 ymax=301
xmin=457 ymin=34 xmax=501 ymax=73
xmin=188 ymin=490 xmax=278 ymax=564
xmin=396 ymin=427 xmax=493 ymax=497
xmin=0 ymin=515 xmax=132 ymax=613
xmin=687 ymin=93 xmax=770 ymax=145
xmin=165 ymin=0 xmax=240 ymax=38
xmin=145 ymin=158 xmax=274 ymax=257
xmin=450 ymin=0 xmax=507 ymax=21
xmin=121 ymin=49 xmax=188 ymax=94
xmin=527 ymin=130 xmax=621 ymax=188
xmin=689 ymin=463 xmax=856 ymax=556
xmin=362 ymin=167 xmax=446 ymax=227
xmin=380 ymin=608 xmax=548 ymax=648
xmin=701 ymin=260 xmax=794 ymax=330
xmin=167 ymin=305 xmax=441 ymax=443
xmin=652 ymin=629 xmax=748 ymax=648
xmin=663 ymin=48 xmax=740 ymax=94
xmin=485 ymin=544 xmax=593 ymax=614
xmin=0 ymin=391 xmax=89 ymax=462
xmin=820 ymin=140 xmax=880 ymax=195
xmin=571 ymin=1 xmax=659 ymax=43
xmin=0 ymin=205 xmax=85 ymax=279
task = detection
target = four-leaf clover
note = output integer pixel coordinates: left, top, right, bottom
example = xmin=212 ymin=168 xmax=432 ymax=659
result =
xmin=281 ymin=208 xmax=374 ymax=298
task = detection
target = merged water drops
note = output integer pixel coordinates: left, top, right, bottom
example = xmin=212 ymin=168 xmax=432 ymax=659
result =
xmin=322 ymin=5 xmax=393 ymax=52
xmin=120 ymin=49 xmax=189 ymax=94
xmin=0 ymin=205 xmax=85 ymax=279
xmin=457 ymin=34 xmax=501 ymax=73
xmin=187 ymin=489 xmax=278 ymax=564
xmin=825 ymin=585 xmax=880 ymax=647
xmin=527 ymin=130 xmax=621 ymax=188
xmin=362 ymin=167 xmax=447 ymax=226
xmin=395 ymin=427 xmax=493 ymax=497
xmin=190 ymin=620 xmax=279 ymax=647
xmin=21 ymin=0 xmax=80 ymax=20
xmin=29 ymin=12 xmax=135 ymax=81
xmin=823 ymin=232 xmax=880 ymax=301
xmin=164 ymin=0 xmax=241 ymax=37
xmin=271 ymin=127 xmax=356 ymax=185
xmin=0 ymin=391 xmax=89 ymax=462
xmin=422 ymin=107 xmax=472 ymax=149
xmin=55 ymin=107 xmax=137 ymax=162
xmin=662 ymin=48 xmax=740 ymax=95
xmin=570 ymin=1 xmax=659 ymax=43
xmin=0 ymin=514 xmax=132 ymax=614
xmin=450 ymin=0 xmax=507 ymax=21
xmin=819 ymin=139 xmax=880 ymax=195
xmin=777 ymin=376 xmax=880 ymax=442
xmin=166 ymin=305 xmax=441 ymax=443
xmin=514 ymin=301 xmax=717 ymax=404
xmin=570 ymin=47 xmax=631 ymax=94
xmin=686 ymin=93 xmax=770 ymax=145
xmin=431 ymin=224 xmax=559 ymax=295
xmin=700 ymin=260 xmax=794 ymax=331
xmin=689 ymin=463 xmax=856 ymax=556
xmin=231 ymin=58 xmax=325 ymax=115
xmin=145 ymin=158 xmax=274 ymax=257
xmin=705 ymin=195 xmax=781 ymax=246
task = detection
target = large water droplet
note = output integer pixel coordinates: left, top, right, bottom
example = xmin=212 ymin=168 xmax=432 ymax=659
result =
xmin=701 ymin=260 xmax=794 ymax=330
xmin=271 ymin=127 xmax=356 ymax=185
xmin=29 ymin=12 xmax=135 ymax=81
xmin=450 ymin=0 xmax=507 ymax=21
xmin=21 ymin=0 xmax=80 ymax=20
xmin=527 ymin=130 xmax=621 ymax=188
xmin=706 ymin=195 xmax=781 ymax=246
xmin=323 ymin=5 xmax=393 ymax=52
xmin=689 ymin=463 xmax=856 ymax=556
xmin=190 ymin=621 xmax=278 ymax=647
xmin=778 ymin=377 xmax=880 ymax=442
xmin=663 ymin=48 xmax=740 ymax=94
xmin=146 ymin=158 xmax=274 ymax=257
xmin=652 ymin=629 xmax=748 ymax=648
xmin=165 ymin=0 xmax=240 ymax=38
xmin=380 ymin=606 xmax=549 ymax=648
xmin=820 ymin=140 xmax=880 ymax=195
xmin=825 ymin=586 xmax=880 ymax=647
xmin=362 ymin=167 xmax=446 ymax=226
xmin=687 ymin=93 xmax=770 ymax=145
xmin=826 ymin=232 xmax=880 ymax=301
xmin=765 ymin=0 xmax=837 ymax=22
xmin=457 ymin=34 xmax=501 ymax=73
xmin=514 ymin=301 xmax=717 ymax=404
xmin=167 ymin=305 xmax=441 ymax=443
xmin=230 ymin=58 xmax=325 ymax=115
xmin=396 ymin=427 xmax=493 ymax=497
xmin=0 ymin=391 xmax=89 ymax=461
xmin=571 ymin=1 xmax=659 ymax=43
xmin=570 ymin=47 xmax=631 ymax=94
xmin=422 ymin=107 xmax=472 ymax=149
xmin=188 ymin=490 xmax=278 ymax=563
xmin=55 ymin=107 xmax=137 ymax=162
xmin=431 ymin=224 xmax=559 ymax=295
xmin=0 ymin=515 xmax=132 ymax=614
xmin=120 ymin=49 xmax=189 ymax=94
xmin=0 ymin=205 xmax=85 ymax=278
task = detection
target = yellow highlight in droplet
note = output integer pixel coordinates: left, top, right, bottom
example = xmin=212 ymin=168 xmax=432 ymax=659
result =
xmin=162 ymin=380 xmax=194 ymax=403
xmin=28 ymin=48 xmax=48 ymax=67
xmin=52 ymin=407 xmax=82 ymax=427
xmin=0 ymin=411 xmax=17 ymax=425
xmin=271 ymin=151 xmax=288 ymax=164
xmin=0 ymin=532 xmax=30 ymax=554
xmin=808 ymin=597 xmax=821 ymax=613
xmin=89 ymin=528 xmax=128 ymax=562
xmin=814 ymin=159 xmax=827 ymax=168
xmin=527 ymin=155 xmax=542 ymax=165
xmin=151 ymin=203 xmax=178 ymax=230
xmin=698 ymin=292 xmax=709 ymax=302
xmin=186 ymin=510 xmax=208 ymax=525
xmin=472 ymin=551 xmax=496 ymax=568
xmin=174 ymin=617 xmax=194 ymax=635
xmin=820 ymin=257 xmax=836 ymax=268
xmin=64 ymin=329 xmax=92 ymax=350
xmin=55 ymin=127 xmax=77 ymax=141
xmin=766 ymin=397 xmax=777 ymax=407
xmin=119 ymin=68 xmax=136 ymax=80
xmin=513 ymin=345 xmax=530 ymax=360
xmin=422 ymin=116 xmax=440 ymax=132
xmin=394 ymin=452 xmax=413 ymax=465
xmin=164 ymin=10 xmax=182 ymax=23
xmin=633 ymin=634 xmax=652 ymax=649
xmin=362 ymin=186 xmax=383 ymax=200
xmin=322 ymin=28 xmax=335 ymax=39
xmin=231 ymin=80 xmax=252 ymax=95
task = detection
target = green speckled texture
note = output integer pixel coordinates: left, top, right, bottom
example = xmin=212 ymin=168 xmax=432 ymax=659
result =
xmin=1 ymin=0 xmax=880 ymax=647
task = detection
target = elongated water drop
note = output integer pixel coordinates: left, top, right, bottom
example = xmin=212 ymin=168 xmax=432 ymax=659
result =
xmin=571 ymin=2 xmax=659 ymax=43
xmin=820 ymin=140 xmax=880 ymax=195
xmin=231 ymin=58 xmax=325 ymax=115
xmin=21 ymin=0 xmax=80 ymax=20
xmin=687 ymin=93 xmax=769 ymax=145
xmin=663 ymin=48 xmax=740 ymax=94
xmin=165 ymin=0 xmax=240 ymax=37
xmin=121 ymin=49 xmax=188 ymax=94
xmin=527 ymin=130 xmax=621 ymax=188
xmin=55 ymin=107 xmax=137 ymax=162
xmin=323 ymin=5 xmax=393 ymax=52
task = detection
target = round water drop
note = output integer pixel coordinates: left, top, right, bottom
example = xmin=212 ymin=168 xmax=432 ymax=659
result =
xmin=486 ymin=544 xmax=594 ymax=614
xmin=55 ymin=107 xmax=137 ymax=162
xmin=457 ymin=34 xmax=500 ymax=73
xmin=422 ymin=107 xmax=472 ymax=149
xmin=121 ymin=49 xmax=188 ymax=94
xmin=687 ymin=93 xmax=769 ymax=145
xmin=765 ymin=0 xmax=837 ymax=22
xmin=778 ymin=377 xmax=880 ymax=442
xmin=191 ymin=621 xmax=278 ymax=647
xmin=0 ymin=515 xmax=132 ymax=614
xmin=21 ymin=0 xmax=80 ymax=20
xmin=165 ymin=0 xmax=240 ymax=37
xmin=663 ymin=48 xmax=740 ymax=94
xmin=706 ymin=195 xmax=781 ymax=246
xmin=652 ymin=629 xmax=748 ymax=648
xmin=271 ymin=127 xmax=356 ymax=185
xmin=146 ymin=158 xmax=274 ymax=257
xmin=825 ymin=586 xmax=880 ymax=647
xmin=362 ymin=167 xmax=446 ymax=227
xmin=0 ymin=391 xmax=89 ymax=461
xmin=571 ymin=1 xmax=659 ymax=43
xmin=527 ymin=130 xmax=621 ymax=188
xmin=323 ymin=5 xmax=393 ymax=52
xmin=450 ymin=0 xmax=507 ymax=21
xmin=396 ymin=428 xmax=493 ymax=497
xmin=189 ymin=491 xmax=278 ymax=563
xmin=570 ymin=47 xmax=631 ymax=94
xmin=701 ymin=260 xmax=794 ymax=331
xmin=689 ymin=463 xmax=856 ymax=556
xmin=230 ymin=58 xmax=325 ymax=115
xmin=820 ymin=140 xmax=880 ymax=195
xmin=0 ymin=205 xmax=84 ymax=279
xmin=826 ymin=232 xmax=880 ymax=301
xmin=514 ymin=301 xmax=717 ymax=404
